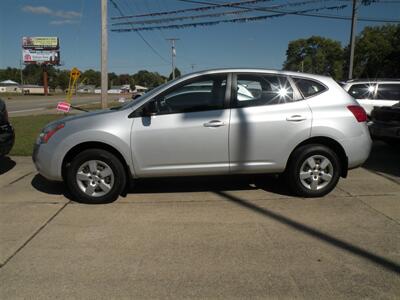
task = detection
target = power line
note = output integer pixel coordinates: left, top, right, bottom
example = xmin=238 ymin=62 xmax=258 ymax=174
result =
xmin=112 ymin=0 xmax=323 ymax=26
xmin=111 ymin=0 xmax=274 ymax=19
xmin=111 ymin=4 xmax=351 ymax=32
xmin=179 ymin=0 xmax=400 ymax=23
xmin=109 ymin=0 xmax=169 ymax=63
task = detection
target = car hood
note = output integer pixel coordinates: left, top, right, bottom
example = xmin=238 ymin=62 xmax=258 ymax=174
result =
xmin=43 ymin=109 xmax=121 ymax=130
xmin=61 ymin=109 xmax=116 ymax=123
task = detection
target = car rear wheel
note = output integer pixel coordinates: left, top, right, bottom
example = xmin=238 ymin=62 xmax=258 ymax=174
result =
xmin=286 ymin=145 xmax=341 ymax=197
xmin=65 ymin=149 xmax=126 ymax=204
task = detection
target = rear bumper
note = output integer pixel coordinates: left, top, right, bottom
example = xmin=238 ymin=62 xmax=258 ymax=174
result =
xmin=340 ymin=128 xmax=372 ymax=169
xmin=0 ymin=124 xmax=15 ymax=156
xmin=369 ymin=121 xmax=400 ymax=141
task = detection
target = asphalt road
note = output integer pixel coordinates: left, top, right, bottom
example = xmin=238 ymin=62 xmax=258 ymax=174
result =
xmin=4 ymin=94 xmax=128 ymax=116
xmin=0 ymin=142 xmax=399 ymax=299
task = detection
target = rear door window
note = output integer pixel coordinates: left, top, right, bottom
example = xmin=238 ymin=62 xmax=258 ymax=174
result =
xmin=234 ymin=74 xmax=294 ymax=108
xmin=347 ymin=84 xmax=375 ymax=100
xmin=293 ymin=78 xmax=326 ymax=98
xmin=376 ymin=84 xmax=400 ymax=101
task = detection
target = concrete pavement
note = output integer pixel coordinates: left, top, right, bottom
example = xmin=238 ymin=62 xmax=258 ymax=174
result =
xmin=0 ymin=154 xmax=399 ymax=299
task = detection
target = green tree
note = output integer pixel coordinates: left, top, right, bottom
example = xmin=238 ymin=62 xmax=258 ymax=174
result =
xmin=0 ymin=67 xmax=21 ymax=83
xmin=347 ymin=24 xmax=400 ymax=78
xmin=82 ymin=69 xmax=101 ymax=86
xmin=108 ymin=72 xmax=119 ymax=87
xmin=55 ymin=70 xmax=70 ymax=91
xmin=118 ymin=73 xmax=134 ymax=88
xmin=283 ymin=36 xmax=344 ymax=80
xmin=168 ymin=68 xmax=181 ymax=81
xmin=132 ymin=70 xmax=166 ymax=88
xmin=22 ymin=64 xmax=43 ymax=85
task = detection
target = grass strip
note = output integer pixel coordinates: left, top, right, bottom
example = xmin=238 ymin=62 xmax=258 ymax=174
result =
xmin=9 ymin=114 xmax=64 ymax=156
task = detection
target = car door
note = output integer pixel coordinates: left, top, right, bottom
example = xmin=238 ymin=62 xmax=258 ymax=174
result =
xmin=130 ymin=73 xmax=231 ymax=177
xmin=229 ymin=73 xmax=312 ymax=173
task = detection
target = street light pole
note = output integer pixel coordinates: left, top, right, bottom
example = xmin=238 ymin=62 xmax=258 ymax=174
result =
xmin=166 ymin=38 xmax=179 ymax=79
xmin=348 ymin=0 xmax=358 ymax=80
xmin=101 ymin=0 xmax=108 ymax=108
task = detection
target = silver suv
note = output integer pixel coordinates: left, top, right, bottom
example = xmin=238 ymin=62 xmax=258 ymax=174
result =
xmin=33 ymin=69 xmax=372 ymax=203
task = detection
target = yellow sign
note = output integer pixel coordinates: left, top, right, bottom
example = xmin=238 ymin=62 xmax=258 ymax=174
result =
xmin=65 ymin=67 xmax=81 ymax=105
xmin=70 ymin=68 xmax=81 ymax=80
xmin=22 ymin=37 xmax=59 ymax=49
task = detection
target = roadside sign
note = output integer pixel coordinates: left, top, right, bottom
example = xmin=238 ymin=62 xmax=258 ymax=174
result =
xmin=57 ymin=101 xmax=71 ymax=113
xmin=70 ymin=67 xmax=81 ymax=80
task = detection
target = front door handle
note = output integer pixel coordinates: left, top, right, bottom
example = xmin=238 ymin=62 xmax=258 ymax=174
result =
xmin=286 ymin=115 xmax=306 ymax=122
xmin=203 ymin=120 xmax=225 ymax=127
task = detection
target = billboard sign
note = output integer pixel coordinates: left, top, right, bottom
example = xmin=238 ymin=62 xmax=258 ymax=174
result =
xmin=22 ymin=37 xmax=59 ymax=49
xmin=23 ymin=49 xmax=60 ymax=64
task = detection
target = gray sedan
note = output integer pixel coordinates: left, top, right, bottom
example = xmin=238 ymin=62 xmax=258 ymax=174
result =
xmin=33 ymin=69 xmax=372 ymax=203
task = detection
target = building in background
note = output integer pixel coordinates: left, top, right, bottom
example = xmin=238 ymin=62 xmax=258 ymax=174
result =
xmin=21 ymin=84 xmax=45 ymax=95
xmin=0 ymin=80 xmax=21 ymax=93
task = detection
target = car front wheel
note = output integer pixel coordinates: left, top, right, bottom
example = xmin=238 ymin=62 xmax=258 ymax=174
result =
xmin=286 ymin=145 xmax=341 ymax=197
xmin=65 ymin=149 xmax=127 ymax=204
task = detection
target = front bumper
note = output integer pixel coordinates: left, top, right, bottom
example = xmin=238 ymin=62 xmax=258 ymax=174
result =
xmin=32 ymin=142 xmax=63 ymax=181
xmin=0 ymin=124 xmax=15 ymax=156
xmin=369 ymin=121 xmax=400 ymax=141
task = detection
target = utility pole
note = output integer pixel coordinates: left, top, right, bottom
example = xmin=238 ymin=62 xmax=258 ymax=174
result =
xmin=43 ymin=64 xmax=48 ymax=96
xmin=19 ymin=59 xmax=23 ymax=88
xmin=348 ymin=0 xmax=358 ymax=80
xmin=101 ymin=0 xmax=108 ymax=108
xmin=166 ymin=38 xmax=179 ymax=79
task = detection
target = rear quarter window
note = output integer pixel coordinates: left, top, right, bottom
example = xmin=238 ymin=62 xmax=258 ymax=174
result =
xmin=293 ymin=78 xmax=327 ymax=98
xmin=376 ymin=84 xmax=400 ymax=101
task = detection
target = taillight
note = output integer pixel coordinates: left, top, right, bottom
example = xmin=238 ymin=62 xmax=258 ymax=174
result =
xmin=40 ymin=123 xmax=65 ymax=143
xmin=347 ymin=105 xmax=367 ymax=122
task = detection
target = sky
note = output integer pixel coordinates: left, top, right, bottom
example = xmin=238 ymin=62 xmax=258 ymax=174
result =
xmin=0 ymin=0 xmax=399 ymax=76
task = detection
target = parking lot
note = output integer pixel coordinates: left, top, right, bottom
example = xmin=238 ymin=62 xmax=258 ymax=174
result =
xmin=0 ymin=141 xmax=399 ymax=299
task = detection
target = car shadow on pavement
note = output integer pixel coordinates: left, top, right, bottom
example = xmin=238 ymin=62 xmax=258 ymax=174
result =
xmin=363 ymin=141 xmax=400 ymax=179
xmin=215 ymin=190 xmax=400 ymax=275
xmin=0 ymin=156 xmax=16 ymax=175
xmin=129 ymin=174 xmax=293 ymax=196
xmin=32 ymin=172 xmax=294 ymax=201
xmin=31 ymin=174 xmax=74 ymax=200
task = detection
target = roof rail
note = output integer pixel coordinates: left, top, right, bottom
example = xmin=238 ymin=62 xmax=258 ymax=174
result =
xmin=347 ymin=78 xmax=400 ymax=83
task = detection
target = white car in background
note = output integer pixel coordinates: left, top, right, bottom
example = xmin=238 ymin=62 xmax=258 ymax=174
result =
xmin=342 ymin=80 xmax=400 ymax=115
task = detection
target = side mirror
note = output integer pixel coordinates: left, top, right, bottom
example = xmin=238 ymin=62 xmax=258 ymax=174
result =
xmin=142 ymin=101 xmax=157 ymax=117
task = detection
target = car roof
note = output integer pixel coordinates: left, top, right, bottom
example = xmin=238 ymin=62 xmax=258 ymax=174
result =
xmin=345 ymin=79 xmax=400 ymax=84
xmin=182 ymin=68 xmax=332 ymax=81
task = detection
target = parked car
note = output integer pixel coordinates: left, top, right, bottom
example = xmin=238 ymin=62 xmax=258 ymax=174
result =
xmin=33 ymin=69 xmax=371 ymax=203
xmin=0 ymin=98 xmax=15 ymax=157
xmin=342 ymin=79 xmax=400 ymax=115
xmin=132 ymin=92 xmax=144 ymax=100
xmin=369 ymin=102 xmax=400 ymax=145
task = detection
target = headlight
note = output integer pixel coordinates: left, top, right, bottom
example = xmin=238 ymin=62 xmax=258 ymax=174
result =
xmin=37 ymin=122 xmax=65 ymax=144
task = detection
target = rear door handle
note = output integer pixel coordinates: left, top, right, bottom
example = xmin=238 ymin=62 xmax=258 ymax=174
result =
xmin=203 ymin=120 xmax=225 ymax=127
xmin=286 ymin=115 xmax=307 ymax=122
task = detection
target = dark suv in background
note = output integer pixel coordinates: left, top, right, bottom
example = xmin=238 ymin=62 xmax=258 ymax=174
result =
xmin=0 ymin=98 xmax=15 ymax=157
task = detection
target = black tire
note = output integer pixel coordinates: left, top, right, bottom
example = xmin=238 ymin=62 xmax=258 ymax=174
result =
xmin=65 ymin=149 xmax=127 ymax=204
xmin=285 ymin=144 xmax=341 ymax=197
